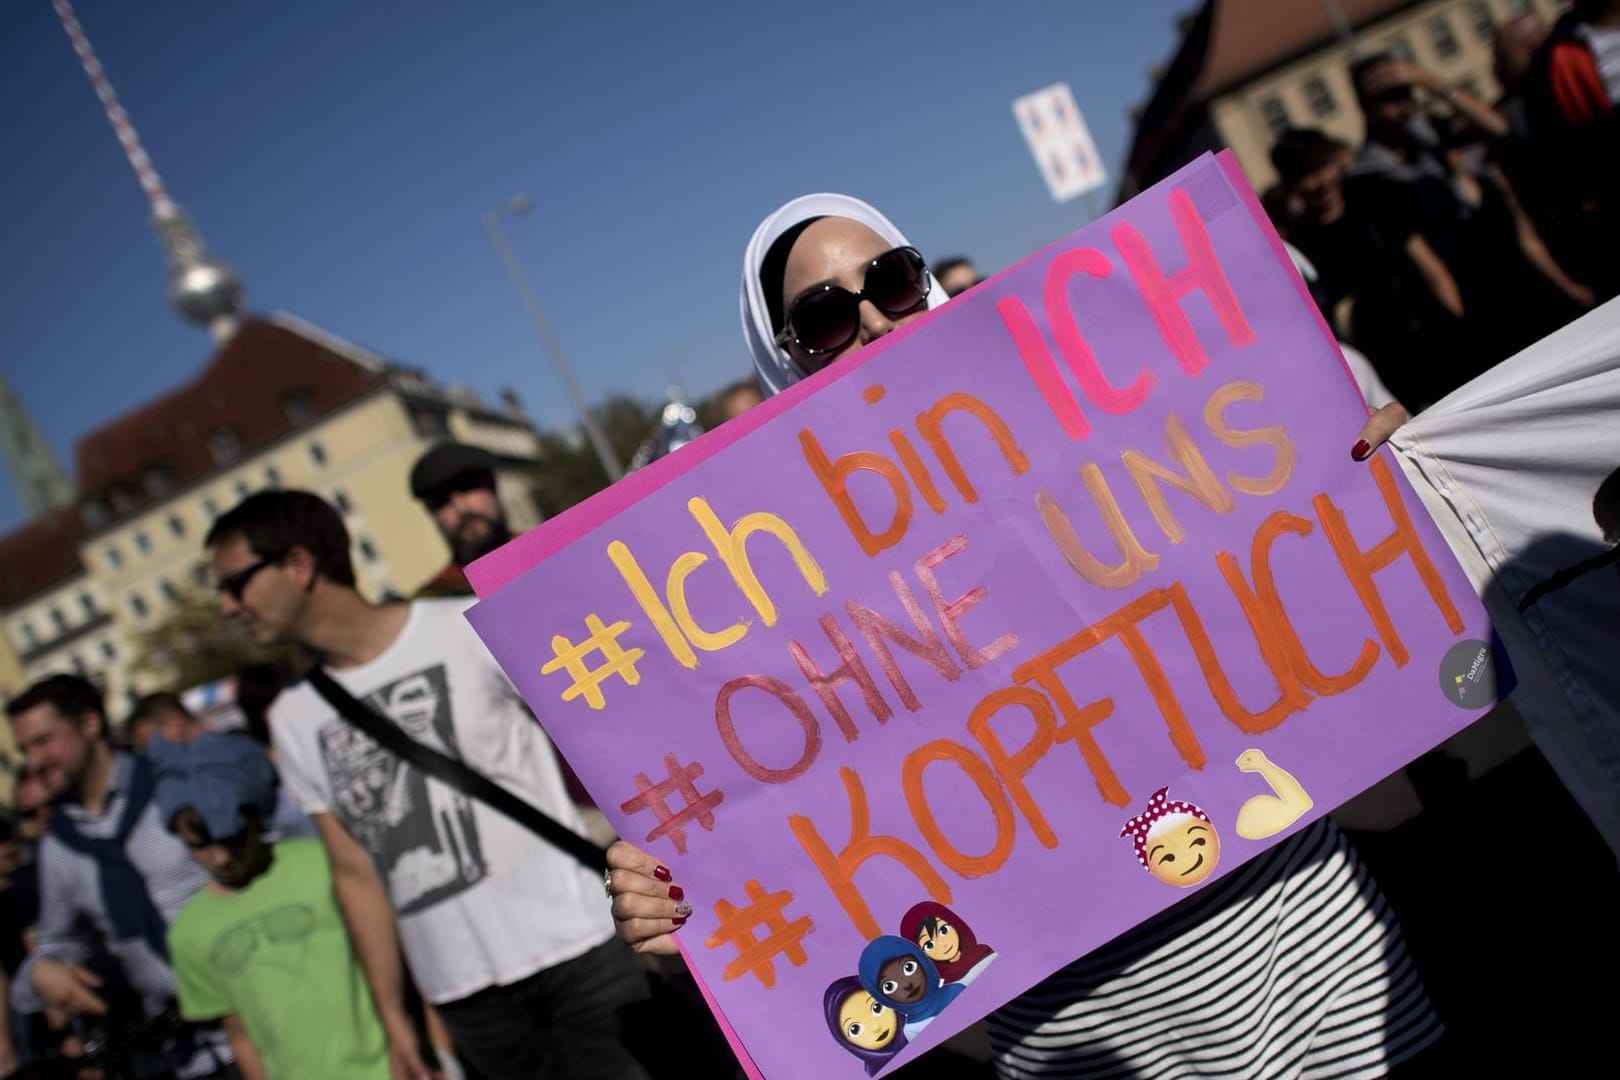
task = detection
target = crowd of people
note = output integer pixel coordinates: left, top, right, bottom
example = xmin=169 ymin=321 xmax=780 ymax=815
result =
xmin=1264 ymin=4 xmax=1618 ymax=413
xmin=0 ymin=4 xmax=1615 ymax=1079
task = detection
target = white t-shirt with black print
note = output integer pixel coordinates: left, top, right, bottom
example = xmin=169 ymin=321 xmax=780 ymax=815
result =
xmin=271 ymin=597 xmax=613 ymax=1004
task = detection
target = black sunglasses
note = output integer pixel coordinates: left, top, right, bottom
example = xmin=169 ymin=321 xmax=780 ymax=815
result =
xmin=775 ymin=247 xmax=931 ymax=361
xmin=217 ymin=555 xmax=281 ymax=601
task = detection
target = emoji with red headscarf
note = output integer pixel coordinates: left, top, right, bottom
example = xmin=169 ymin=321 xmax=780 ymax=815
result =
xmin=899 ymin=902 xmax=996 ymax=985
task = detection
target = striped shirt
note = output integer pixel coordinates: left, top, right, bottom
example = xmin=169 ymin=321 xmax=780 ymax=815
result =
xmin=987 ymin=820 xmax=1440 ymax=1079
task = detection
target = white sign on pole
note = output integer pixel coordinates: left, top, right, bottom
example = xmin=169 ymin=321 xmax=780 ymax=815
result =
xmin=1012 ymin=82 xmax=1107 ymax=203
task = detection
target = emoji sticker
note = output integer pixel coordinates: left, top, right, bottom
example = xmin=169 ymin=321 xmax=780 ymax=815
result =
xmin=1234 ymin=749 xmax=1313 ymax=840
xmin=825 ymin=976 xmax=907 ymax=1076
xmin=1120 ymin=787 xmax=1220 ymax=887
xmin=900 ymin=902 xmax=996 ymax=985
xmin=858 ymin=935 xmax=965 ymax=1039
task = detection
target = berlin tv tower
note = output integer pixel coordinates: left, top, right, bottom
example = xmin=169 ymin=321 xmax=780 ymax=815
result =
xmin=51 ymin=0 xmax=245 ymax=340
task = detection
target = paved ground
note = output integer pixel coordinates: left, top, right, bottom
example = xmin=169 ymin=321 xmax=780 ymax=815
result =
xmin=891 ymin=702 xmax=1620 ymax=1076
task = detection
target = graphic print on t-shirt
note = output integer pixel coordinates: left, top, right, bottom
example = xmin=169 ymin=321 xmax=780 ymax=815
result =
xmin=209 ymin=903 xmax=317 ymax=978
xmin=317 ymin=664 xmax=488 ymax=914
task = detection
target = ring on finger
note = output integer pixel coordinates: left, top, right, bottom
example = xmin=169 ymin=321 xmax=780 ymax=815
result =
xmin=603 ymin=868 xmax=614 ymax=899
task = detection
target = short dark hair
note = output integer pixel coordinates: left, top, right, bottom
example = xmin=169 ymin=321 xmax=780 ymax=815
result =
xmin=129 ymin=692 xmax=190 ymax=728
xmin=4 ymin=674 xmax=106 ymax=731
xmin=206 ymin=490 xmax=356 ymax=588
xmin=1270 ymin=128 xmax=1348 ymax=183
xmin=931 ymin=256 xmax=973 ymax=279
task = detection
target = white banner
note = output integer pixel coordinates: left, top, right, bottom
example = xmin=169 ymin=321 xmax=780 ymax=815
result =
xmin=1012 ymin=82 xmax=1106 ymax=202
xmin=1393 ymin=299 xmax=1620 ymax=856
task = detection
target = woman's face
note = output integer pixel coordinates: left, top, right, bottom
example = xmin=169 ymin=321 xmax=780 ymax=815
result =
xmin=836 ymin=990 xmax=897 ymax=1051
xmin=780 ymin=217 xmax=926 ymax=373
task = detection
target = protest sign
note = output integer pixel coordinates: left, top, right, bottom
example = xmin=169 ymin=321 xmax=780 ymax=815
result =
xmin=1012 ymin=82 xmax=1107 ymax=203
xmin=466 ymin=151 xmax=1496 ymax=1077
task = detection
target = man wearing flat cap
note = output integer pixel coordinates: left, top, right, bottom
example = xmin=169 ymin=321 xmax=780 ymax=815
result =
xmin=408 ymin=442 xmax=514 ymax=598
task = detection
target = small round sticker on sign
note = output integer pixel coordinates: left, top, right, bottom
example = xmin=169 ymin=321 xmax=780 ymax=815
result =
xmin=1438 ymin=639 xmax=1496 ymax=708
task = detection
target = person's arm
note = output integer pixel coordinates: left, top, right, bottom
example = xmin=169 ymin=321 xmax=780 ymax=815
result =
xmin=1496 ymin=170 xmax=1597 ymax=308
xmin=221 ymin=1015 xmax=267 ymax=1080
xmin=1358 ymin=59 xmax=1508 ymax=138
xmin=1404 ymin=233 xmax=1465 ymax=318
xmin=12 ymin=840 xmax=102 ymax=1019
xmin=314 ymin=813 xmax=439 ymax=1080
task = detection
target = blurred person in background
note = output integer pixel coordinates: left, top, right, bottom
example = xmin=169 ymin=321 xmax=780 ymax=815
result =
xmin=1271 ymin=127 xmax=1474 ymax=409
xmin=205 ymin=491 xmax=651 ymax=1080
xmin=128 ymin=693 xmax=204 ymax=754
xmin=409 ymin=443 xmax=512 ymax=599
xmin=931 ymin=254 xmax=982 ymax=297
xmin=154 ymin=733 xmax=391 ymax=1080
xmin=4 ymin=675 xmax=234 ymax=1077
xmin=714 ymin=379 xmax=764 ymax=423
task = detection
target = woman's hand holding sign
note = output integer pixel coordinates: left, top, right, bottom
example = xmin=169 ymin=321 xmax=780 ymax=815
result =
xmin=606 ymin=840 xmax=691 ymax=956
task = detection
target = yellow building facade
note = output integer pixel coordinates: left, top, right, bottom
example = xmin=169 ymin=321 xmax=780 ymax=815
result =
xmin=1 ymin=313 xmax=544 ymax=723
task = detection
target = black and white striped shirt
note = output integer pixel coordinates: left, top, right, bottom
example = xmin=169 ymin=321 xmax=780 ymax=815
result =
xmin=988 ymin=820 xmax=1440 ymax=1078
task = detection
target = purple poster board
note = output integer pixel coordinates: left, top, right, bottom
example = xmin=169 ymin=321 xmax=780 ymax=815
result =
xmin=465 ymin=152 xmax=1496 ymax=1077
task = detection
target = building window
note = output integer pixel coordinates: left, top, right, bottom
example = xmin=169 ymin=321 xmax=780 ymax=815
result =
xmin=50 ymin=607 xmax=67 ymax=635
xmin=134 ymin=530 xmax=152 ymax=556
xmin=357 ymin=537 xmax=379 ymax=564
xmin=69 ymin=654 xmax=85 ymax=676
xmin=1467 ymin=0 xmax=1494 ymax=40
xmin=235 ymin=480 xmax=251 ymax=500
xmin=100 ymin=639 xmax=116 ymax=661
xmin=191 ymin=562 xmax=210 ymax=587
xmin=201 ymin=496 xmax=220 ymax=521
xmin=79 ymin=592 xmax=96 ymax=619
xmin=207 ymin=428 xmax=243 ymax=465
xmin=129 ymin=592 xmax=149 ymax=620
xmin=1303 ymin=76 xmax=1336 ymax=117
xmin=159 ymin=579 xmax=179 ymax=603
xmin=1386 ymin=34 xmax=1414 ymax=60
xmin=167 ymin=513 xmax=186 ymax=539
xmin=1259 ymin=95 xmax=1290 ymax=136
xmin=1428 ymin=15 xmax=1460 ymax=60
xmin=264 ymin=465 xmax=283 ymax=489
xmin=308 ymin=442 xmax=328 ymax=467
xmin=1507 ymin=0 xmax=1532 ymax=14
xmin=20 ymin=622 xmax=37 ymax=648
xmin=333 ymin=490 xmax=354 ymax=515
xmin=104 ymin=545 xmax=123 ymax=570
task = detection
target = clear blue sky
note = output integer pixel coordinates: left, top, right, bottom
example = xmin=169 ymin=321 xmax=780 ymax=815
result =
xmin=0 ymin=0 xmax=1192 ymax=534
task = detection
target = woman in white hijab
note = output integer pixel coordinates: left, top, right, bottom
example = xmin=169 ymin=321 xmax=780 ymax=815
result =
xmin=606 ymin=195 xmax=1446 ymax=1079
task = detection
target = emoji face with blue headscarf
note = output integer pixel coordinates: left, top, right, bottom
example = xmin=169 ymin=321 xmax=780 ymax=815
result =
xmin=858 ymin=935 xmax=964 ymax=1036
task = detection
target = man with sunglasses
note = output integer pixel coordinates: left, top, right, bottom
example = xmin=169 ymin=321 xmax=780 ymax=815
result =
xmin=3 ymin=675 xmax=235 ymax=1077
xmin=154 ymin=732 xmax=391 ymax=1080
xmin=204 ymin=490 xmax=651 ymax=1080
xmin=408 ymin=442 xmax=513 ymax=599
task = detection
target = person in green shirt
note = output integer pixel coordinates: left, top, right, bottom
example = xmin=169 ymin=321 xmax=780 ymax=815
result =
xmin=150 ymin=733 xmax=392 ymax=1080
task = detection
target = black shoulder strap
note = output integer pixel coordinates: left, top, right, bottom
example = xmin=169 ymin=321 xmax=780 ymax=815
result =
xmin=306 ymin=666 xmax=608 ymax=875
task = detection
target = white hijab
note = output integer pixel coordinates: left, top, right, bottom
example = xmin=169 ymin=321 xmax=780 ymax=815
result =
xmin=740 ymin=193 xmax=951 ymax=398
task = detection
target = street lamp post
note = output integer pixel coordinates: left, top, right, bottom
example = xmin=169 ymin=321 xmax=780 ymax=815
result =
xmin=481 ymin=199 xmax=624 ymax=482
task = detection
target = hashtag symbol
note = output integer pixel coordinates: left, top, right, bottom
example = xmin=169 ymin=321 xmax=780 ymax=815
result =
xmin=540 ymin=613 xmax=644 ymax=710
xmin=704 ymin=880 xmax=813 ymax=988
xmin=619 ymin=754 xmax=725 ymax=854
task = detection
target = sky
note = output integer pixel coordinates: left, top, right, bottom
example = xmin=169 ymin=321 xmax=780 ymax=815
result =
xmin=0 ymin=0 xmax=1193 ymax=534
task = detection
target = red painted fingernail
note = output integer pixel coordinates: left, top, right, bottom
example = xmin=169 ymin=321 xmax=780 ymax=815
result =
xmin=673 ymin=917 xmax=687 ymax=928
xmin=668 ymin=884 xmax=685 ymax=901
xmin=1351 ymin=439 xmax=1371 ymax=461
xmin=653 ymin=865 xmax=672 ymax=882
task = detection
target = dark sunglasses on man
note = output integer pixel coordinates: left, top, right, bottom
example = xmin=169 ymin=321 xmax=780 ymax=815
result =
xmin=775 ymin=246 xmax=932 ymax=366
xmin=216 ymin=554 xmax=282 ymax=601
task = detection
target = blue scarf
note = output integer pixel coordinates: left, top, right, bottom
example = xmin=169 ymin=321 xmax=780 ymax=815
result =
xmin=46 ymin=755 xmax=169 ymax=962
